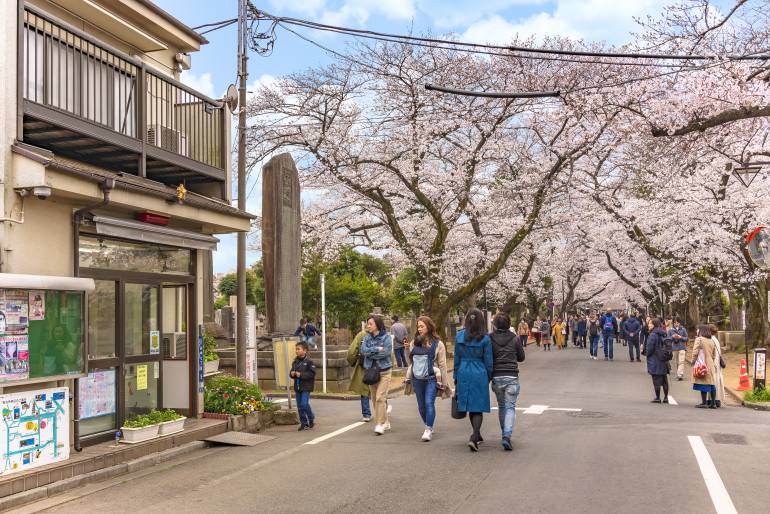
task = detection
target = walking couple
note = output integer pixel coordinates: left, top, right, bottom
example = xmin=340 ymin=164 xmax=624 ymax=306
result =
xmin=455 ymin=309 xmax=525 ymax=452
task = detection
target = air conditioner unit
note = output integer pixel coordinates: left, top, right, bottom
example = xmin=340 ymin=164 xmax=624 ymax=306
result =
xmin=146 ymin=124 xmax=188 ymax=155
xmin=162 ymin=332 xmax=187 ymax=359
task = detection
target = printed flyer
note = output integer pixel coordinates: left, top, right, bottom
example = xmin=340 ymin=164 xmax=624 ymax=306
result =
xmin=0 ymin=335 xmax=30 ymax=382
xmin=0 ymin=290 xmax=29 ymax=335
xmin=28 ymin=291 xmax=46 ymax=321
xmin=78 ymin=369 xmax=116 ymax=420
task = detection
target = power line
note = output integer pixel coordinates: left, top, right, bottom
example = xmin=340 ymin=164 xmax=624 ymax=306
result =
xmin=425 ymin=84 xmax=560 ymax=99
xmin=199 ymin=19 xmax=237 ymax=35
xmin=251 ymin=7 xmax=770 ymax=62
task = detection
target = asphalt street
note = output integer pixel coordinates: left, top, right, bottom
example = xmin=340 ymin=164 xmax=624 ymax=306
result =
xmin=17 ymin=344 xmax=770 ymax=514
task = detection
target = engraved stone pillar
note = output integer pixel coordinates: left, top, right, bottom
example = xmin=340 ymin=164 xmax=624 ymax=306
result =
xmin=262 ymin=153 xmax=302 ymax=335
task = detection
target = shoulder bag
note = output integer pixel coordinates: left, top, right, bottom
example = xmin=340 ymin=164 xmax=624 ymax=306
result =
xmin=451 ymin=394 xmax=466 ymax=419
xmin=362 ymin=359 xmax=381 ymax=385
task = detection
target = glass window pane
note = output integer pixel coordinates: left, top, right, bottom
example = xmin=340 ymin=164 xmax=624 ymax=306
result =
xmin=88 ymin=281 xmax=116 ymax=359
xmin=27 ymin=290 xmax=84 ymax=379
xmin=124 ymin=284 xmax=158 ymax=356
xmin=78 ymin=368 xmax=117 ymax=436
xmin=162 ymin=286 xmax=187 ymax=359
xmin=79 ymin=236 xmax=191 ymax=275
xmin=125 ymin=361 xmax=158 ymax=418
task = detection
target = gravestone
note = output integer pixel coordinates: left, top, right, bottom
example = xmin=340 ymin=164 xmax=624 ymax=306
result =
xmin=262 ymin=153 xmax=302 ymax=336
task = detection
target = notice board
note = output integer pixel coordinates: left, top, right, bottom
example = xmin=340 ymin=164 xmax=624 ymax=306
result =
xmin=0 ymin=387 xmax=70 ymax=476
xmin=0 ymin=289 xmax=84 ymax=383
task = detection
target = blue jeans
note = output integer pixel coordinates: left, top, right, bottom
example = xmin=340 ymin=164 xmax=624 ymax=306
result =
xmin=360 ymin=395 xmax=371 ymax=418
xmin=411 ymin=377 xmax=437 ymax=429
xmin=296 ymin=391 xmax=314 ymax=426
xmin=302 ymin=335 xmax=317 ymax=349
xmin=589 ymin=335 xmax=600 ymax=356
xmin=603 ymin=332 xmax=614 ymax=359
xmin=394 ymin=347 xmax=407 ymax=368
xmin=492 ymin=376 xmax=520 ymax=437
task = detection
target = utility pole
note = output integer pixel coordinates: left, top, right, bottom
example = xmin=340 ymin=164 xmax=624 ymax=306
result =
xmin=236 ymin=0 xmax=248 ymax=378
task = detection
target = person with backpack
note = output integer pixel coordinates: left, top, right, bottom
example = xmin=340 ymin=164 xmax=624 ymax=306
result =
xmin=489 ymin=313 xmax=525 ymax=451
xmin=643 ymin=317 xmax=672 ymax=403
xmin=454 ymin=308 xmax=493 ymax=452
xmin=541 ymin=318 xmax=553 ymax=351
xmin=668 ymin=316 xmax=689 ymax=381
xmin=403 ymin=316 xmax=451 ymax=442
xmin=600 ymin=309 xmax=617 ymax=361
xmin=587 ymin=313 xmax=601 ymax=359
xmin=623 ymin=313 xmax=642 ymax=362
xmin=390 ymin=315 xmax=409 ymax=368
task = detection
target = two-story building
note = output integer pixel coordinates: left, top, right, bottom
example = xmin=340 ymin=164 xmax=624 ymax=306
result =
xmin=0 ymin=0 xmax=250 ymax=472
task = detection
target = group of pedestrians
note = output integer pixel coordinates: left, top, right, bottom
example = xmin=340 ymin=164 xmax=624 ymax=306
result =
xmin=344 ymin=310 xmax=525 ymax=452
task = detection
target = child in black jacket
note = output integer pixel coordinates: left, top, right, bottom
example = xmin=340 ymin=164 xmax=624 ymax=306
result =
xmin=290 ymin=342 xmax=316 ymax=430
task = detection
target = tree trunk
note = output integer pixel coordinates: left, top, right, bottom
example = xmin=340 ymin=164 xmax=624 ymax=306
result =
xmin=727 ymin=290 xmax=742 ymax=331
xmin=687 ymin=294 xmax=700 ymax=331
xmin=745 ymin=278 xmax=770 ymax=349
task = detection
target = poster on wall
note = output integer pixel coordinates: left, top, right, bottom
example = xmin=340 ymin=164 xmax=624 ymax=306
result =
xmin=149 ymin=331 xmax=160 ymax=355
xmin=0 ymin=290 xmax=29 ymax=335
xmin=28 ymin=291 xmax=45 ymax=321
xmin=78 ymin=369 xmax=116 ymax=420
xmin=0 ymin=387 xmax=69 ymax=476
xmin=0 ymin=335 xmax=30 ymax=382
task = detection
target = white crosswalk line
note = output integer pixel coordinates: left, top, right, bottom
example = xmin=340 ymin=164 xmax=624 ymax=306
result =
xmin=667 ymin=395 xmax=678 ymax=405
xmin=304 ymin=422 xmax=365 ymax=445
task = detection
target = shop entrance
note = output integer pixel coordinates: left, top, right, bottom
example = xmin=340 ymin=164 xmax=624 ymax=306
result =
xmin=77 ymin=235 xmax=195 ymax=441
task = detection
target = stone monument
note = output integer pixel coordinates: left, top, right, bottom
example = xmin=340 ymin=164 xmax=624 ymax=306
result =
xmin=262 ymin=153 xmax=302 ymax=336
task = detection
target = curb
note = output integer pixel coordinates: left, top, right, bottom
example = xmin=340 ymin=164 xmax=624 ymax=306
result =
xmin=0 ymin=441 xmax=207 ymax=511
xmin=742 ymin=399 xmax=770 ymax=411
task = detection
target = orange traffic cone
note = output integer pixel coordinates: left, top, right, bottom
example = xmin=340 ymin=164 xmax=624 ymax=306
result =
xmin=737 ymin=359 xmax=751 ymax=391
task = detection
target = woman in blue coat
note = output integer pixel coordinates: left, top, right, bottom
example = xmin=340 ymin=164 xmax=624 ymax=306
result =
xmin=454 ymin=308 xmax=493 ymax=452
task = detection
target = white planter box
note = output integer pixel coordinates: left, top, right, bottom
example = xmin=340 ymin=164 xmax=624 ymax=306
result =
xmin=204 ymin=359 xmax=220 ymax=374
xmin=158 ymin=417 xmax=186 ymax=436
xmin=120 ymin=423 xmax=160 ymax=443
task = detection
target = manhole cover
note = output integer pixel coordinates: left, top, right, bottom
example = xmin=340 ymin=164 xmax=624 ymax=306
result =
xmin=205 ymin=432 xmax=276 ymax=446
xmin=566 ymin=411 xmax=609 ymax=419
xmin=711 ymin=433 xmax=748 ymax=445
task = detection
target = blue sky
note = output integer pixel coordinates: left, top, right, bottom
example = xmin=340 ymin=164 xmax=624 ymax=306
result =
xmin=153 ymin=0 xmax=672 ymax=272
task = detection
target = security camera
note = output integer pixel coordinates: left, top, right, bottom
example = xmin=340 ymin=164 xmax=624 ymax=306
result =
xmin=32 ymin=186 xmax=52 ymax=200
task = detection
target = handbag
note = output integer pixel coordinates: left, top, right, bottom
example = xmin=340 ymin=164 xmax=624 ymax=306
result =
xmin=719 ymin=355 xmax=726 ymax=369
xmin=362 ymin=360 xmax=381 ymax=385
xmin=451 ymin=394 xmax=466 ymax=419
xmin=692 ymin=349 xmax=708 ymax=378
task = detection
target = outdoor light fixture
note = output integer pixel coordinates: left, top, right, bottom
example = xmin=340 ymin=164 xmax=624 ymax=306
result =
xmin=732 ymin=166 xmax=762 ymax=188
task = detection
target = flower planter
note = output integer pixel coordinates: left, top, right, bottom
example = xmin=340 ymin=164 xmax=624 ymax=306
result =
xmin=120 ymin=423 xmax=160 ymax=443
xmin=204 ymin=359 xmax=220 ymax=374
xmin=158 ymin=417 xmax=187 ymax=436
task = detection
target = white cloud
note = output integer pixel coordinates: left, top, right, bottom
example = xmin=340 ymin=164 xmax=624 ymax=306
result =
xmin=180 ymin=71 xmax=216 ymax=98
xmin=269 ymin=0 xmax=415 ymax=26
xmin=462 ymin=0 xmax=660 ymax=45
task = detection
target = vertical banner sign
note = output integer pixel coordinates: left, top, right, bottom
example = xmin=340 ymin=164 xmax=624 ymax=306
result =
xmin=197 ymin=334 xmax=204 ymax=393
xmin=754 ymin=348 xmax=766 ymax=390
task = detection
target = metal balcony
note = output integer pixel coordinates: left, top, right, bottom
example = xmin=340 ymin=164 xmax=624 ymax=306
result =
xmin=18 ymin=6 xmax=227 ymax=197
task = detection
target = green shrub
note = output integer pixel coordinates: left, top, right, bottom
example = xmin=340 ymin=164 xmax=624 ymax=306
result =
xmin=123 ymin=409 xmax=183 ymax=428
xmin=204 ymin=333 xmax=219 ymax=363
xmin=123 ymin=414 xmax=157 ymax=428
xmin=204 ymin=374 xmax=271 ymax=415
xmin=744 ymin=386 xmax=770 ymax=403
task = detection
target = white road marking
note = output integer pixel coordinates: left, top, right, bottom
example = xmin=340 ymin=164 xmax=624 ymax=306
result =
xmin=523 ymin=404 xmax=550 ymax=414
xmin=304 ymin=422 xmax=365 ymax=445
xmin=687 ymin=436 xmax=738 ymax=514
xmin=667 ymin=395 xmax=678 ymax=405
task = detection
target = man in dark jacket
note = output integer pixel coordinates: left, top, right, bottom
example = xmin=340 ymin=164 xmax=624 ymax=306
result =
xmin=623 ymin=314 xmax=642 ymax=362
xmin=489 ymin=313 xmax=525 ymax=451
xmin=600 ymin=309 xmax=617 ymax=361
xmin=576 ymin=316 xmax=587 ymax=348
xmin=294 ymin=319 xmax=320 ymax=349
xmin=290 ymin=341 xmax=316 ymax=430
xmin=668 ymin=317 xmax=689 ymax=381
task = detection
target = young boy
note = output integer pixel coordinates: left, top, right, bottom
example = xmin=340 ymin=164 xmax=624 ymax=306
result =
xmin=290 ymin=341 xmax=316 ymax=430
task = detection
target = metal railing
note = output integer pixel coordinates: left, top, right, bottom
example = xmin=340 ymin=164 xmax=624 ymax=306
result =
xmin=21 ymin=7 xmax=225 ymax=171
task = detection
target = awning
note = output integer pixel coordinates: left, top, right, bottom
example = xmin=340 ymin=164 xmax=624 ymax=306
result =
xmin=91 ymin=216 xmax=219 ymax=251
xmin=0 ymin=273 xmax=95 ymax=292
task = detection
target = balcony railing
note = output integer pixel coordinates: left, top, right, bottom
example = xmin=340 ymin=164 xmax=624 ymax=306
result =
xmin=19 ymin=6 xmax=226 ymax=189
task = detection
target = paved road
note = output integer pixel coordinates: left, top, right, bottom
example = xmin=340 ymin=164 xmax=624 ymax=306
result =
xmin=20 ymin=345 xmax=770 ymax=514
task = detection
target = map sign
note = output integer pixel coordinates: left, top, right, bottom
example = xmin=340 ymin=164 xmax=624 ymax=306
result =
xmin=0 ymin=387 xmax=69 ymax=475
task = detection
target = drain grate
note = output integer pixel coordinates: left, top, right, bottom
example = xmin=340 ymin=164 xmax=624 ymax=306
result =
xmin=711 ymin=433 xmax=748 ymax=445
xmin=566 ymin=411 xmax=609 ymax=419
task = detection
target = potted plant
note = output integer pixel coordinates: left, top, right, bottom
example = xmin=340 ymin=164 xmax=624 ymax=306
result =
xmin=120 ymin=413 xmax=160 ymax=443
xmin=155 ymin=409 xmax=187 ymax=435
xmin=203 ymin=333 xmax=220 ymax=374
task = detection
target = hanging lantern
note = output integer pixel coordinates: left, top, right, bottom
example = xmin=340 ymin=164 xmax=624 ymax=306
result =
xmin=745 ymin=226 xmax=770 ymax=269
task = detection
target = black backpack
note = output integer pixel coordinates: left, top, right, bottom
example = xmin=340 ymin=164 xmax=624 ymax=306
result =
xmin=588 ymin=320 xmax=599 ymax=336
xmin=658 ymin=337 xmax=673 ymax=362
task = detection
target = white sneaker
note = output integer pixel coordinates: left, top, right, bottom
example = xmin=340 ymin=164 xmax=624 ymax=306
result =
xmin=387 ymin=403 xmax=393 ymax=415
xmin=362 ymin=416 xmax=371 ymax=422
xmin=383 ymin=421 xmax=391 ymax=431
xmin=421 ymin=429 xmax=432 ymax=441
xmin=374 ymin=424 xmax=385 ymax=435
